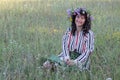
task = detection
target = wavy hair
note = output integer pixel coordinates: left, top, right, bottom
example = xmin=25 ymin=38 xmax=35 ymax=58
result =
xmin=70 ymin=8 xmax=91 ymax=36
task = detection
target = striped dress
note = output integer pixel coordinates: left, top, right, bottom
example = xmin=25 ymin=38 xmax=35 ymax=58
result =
xmin=59 ymin=27 xmax=94 ymax=69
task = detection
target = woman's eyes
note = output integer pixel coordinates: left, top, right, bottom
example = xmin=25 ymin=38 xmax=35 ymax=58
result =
xmin=81 ymin=16 xmax=85 ymax=19
xmin=76 ymin=15 xmax=80 ymax=18
xmin=76 ymin=15 xmax=85 ymax=19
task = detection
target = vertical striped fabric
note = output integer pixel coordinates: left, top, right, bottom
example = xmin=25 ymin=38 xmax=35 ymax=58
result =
xmin=59 ymin=27 xmax=94 ymax=64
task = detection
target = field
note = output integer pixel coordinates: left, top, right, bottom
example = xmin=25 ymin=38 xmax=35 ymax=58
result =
xmin=0 ymin=0 xmax=120 ymax=80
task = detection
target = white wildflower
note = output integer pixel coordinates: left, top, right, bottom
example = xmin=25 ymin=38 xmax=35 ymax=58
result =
xmin=106 ymin=78 xmax=112 ymax=80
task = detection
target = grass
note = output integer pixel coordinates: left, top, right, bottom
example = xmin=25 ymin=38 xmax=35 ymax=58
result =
xmin=0 ymin=0 xmax=120 ymax=80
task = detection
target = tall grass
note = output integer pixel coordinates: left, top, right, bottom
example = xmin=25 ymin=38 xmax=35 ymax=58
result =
xmin=0 ymin=0 xmax=120 ymax=80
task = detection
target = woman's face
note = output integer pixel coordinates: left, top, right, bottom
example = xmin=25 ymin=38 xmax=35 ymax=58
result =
xmin=75 ymin=15 xmax=86 ymax=27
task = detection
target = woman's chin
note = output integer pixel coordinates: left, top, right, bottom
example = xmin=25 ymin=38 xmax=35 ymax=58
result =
xmin=77 ymin=25 xmax=83 ymax=27
xmin=76 ymin=23 xmax=83 ymax=27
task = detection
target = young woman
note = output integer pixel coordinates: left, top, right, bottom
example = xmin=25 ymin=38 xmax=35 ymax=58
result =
xmin=43 ymin=7 xmax=94 ymax=70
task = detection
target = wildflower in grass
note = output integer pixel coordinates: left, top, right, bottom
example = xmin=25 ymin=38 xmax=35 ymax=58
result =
xmin=106 ymin=78 xmax=112 ymax=80
xmin=112 ymin=32 xmax=120 ymax=39
xmin=27 ymin=27 xmax=35 ymax=33
xmin=53 ymin=29 xmax=58 ymax=33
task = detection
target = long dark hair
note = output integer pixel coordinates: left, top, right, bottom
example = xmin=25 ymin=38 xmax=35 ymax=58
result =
xmin=71 ymin=8 xmax=91 ymax=36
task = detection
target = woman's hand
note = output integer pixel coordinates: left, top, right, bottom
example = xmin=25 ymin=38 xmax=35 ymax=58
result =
xmin=66 ymin=59 xmax=75 ymax=66
xmin=43 ymin=61 xmax=52 ymax=69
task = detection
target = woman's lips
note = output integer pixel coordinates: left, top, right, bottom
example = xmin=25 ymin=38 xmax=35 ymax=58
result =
xmin=77 ymin=21 xmax=83 ymax=24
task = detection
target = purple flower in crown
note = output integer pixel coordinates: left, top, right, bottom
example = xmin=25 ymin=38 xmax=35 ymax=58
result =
xmin=66 ymin=7 xmax=94 ymax=22
xmin=66 ymin=9 xmax=72 ymax=17
xmin=90 ymin=15 xmax=94 ymax=21
xmin=66 ymin=9 xmax=73 ymax=21
xmin=74 ymin=8 xmax=80 ymax=15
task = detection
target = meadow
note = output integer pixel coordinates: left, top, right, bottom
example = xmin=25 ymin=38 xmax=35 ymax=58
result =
xmin=0 ymin=0 xmax=120 ymax=80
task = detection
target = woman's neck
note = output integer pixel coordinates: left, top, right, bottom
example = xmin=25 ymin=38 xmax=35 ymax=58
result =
xmin=76 ymin=26 xmax=82 ymax=32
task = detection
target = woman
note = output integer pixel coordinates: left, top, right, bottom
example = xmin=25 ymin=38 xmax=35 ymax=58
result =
xmin=43 ymin=7 xmax=94 ymax=70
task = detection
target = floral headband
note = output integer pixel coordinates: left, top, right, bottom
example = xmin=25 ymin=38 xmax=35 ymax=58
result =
xmin=66 ymin=7 xmax=94 ymax=22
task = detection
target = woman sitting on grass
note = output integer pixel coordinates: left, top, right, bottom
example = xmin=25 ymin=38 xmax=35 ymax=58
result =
xmin=43 ymin=7 xmax=94 ymax=70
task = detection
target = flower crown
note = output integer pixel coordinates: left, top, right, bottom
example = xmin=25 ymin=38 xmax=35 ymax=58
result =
xmin=66 ymin=7 xmax=94 ymax=22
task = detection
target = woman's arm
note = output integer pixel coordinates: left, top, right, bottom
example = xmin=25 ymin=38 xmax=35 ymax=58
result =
xmin=62 ymin=27 xmax=71 ymax=61
xmin=74 ymin=31 xmax=94 ymax=64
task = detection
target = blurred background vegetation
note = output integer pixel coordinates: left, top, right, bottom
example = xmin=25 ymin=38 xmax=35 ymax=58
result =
xmin=0 ymin=0 xmax=120 ymax=80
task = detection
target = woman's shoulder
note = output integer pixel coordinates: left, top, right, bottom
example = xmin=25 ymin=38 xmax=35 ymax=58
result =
xmin=84 ymin=30 xmax=94 ymax=40
xmin=63 ymin=27 xmax=71 ymax=36
xmin=65 ymin=27 xmax=71 ymax=34
xmin=66 ymin=27 xmax=72 ymax=32
xmin=88 ymin=30 xmax=94 ymax=35
xmin=84 ymin=30 xmax=94 ymax=38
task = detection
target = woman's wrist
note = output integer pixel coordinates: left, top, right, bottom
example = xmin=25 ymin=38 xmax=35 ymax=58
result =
xmin=74 ymin=60 xmax=78 ymax=65
xmin=64 ymin=55 xmax=70 ymax=61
